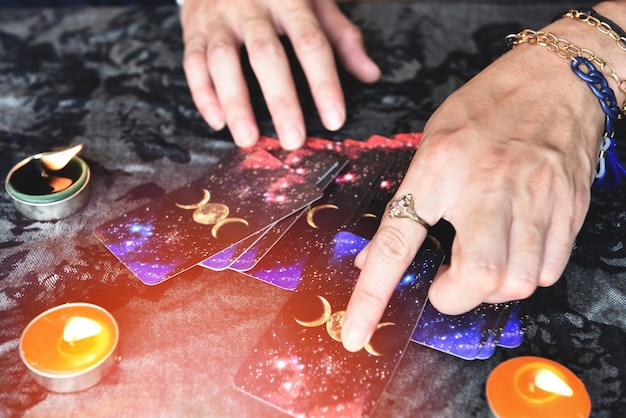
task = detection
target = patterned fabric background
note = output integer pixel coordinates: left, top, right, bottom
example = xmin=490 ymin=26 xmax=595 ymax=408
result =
xmin=1 ymin=2 xmax=625 ymax=417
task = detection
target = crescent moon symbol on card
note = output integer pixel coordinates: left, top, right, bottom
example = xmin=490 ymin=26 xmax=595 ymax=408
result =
xmin=294 ymin=295 xmax=332 ymax=327
xmin=176 ymin=188 xmax=211 ymax=210
xmin=306 ymin=204 xmax=340 ymax=229
xmin=211 ymin=217 xmax=249 ymax=239
xmin=364 ymin=322 xmax=397 ymax=356
xmin=326 ymin=310 xmax=346 ymax=342
xmin=362 ymin=212 xmax=377 ymax=219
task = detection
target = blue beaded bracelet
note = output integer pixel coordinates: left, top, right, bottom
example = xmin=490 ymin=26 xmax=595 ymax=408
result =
xmin=571 ymin=56 xmax=626 ymax=188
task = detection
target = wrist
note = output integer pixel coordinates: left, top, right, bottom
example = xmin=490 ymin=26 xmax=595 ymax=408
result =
xmin=536 ymin=3 xmax=626 ymax=186
xmin=546 ymin=3 xmax=626 ymax=107
xmin=504 ymin=19 xmax=624 ymax=185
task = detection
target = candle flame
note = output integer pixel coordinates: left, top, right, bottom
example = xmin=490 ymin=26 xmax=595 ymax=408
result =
xmin=39 ymin=144 xmax=83 ymax=171
xmin=533 ymin=369 xmax=574 ymax=397
xmin=63 ymin=316 xmax=103 ymax=344
xmin=48 ymin=176 xmax=74 ymax=192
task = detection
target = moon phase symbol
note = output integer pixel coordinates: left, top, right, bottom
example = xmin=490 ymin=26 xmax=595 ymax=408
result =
xmin=326 ymin=310 xmax=346 ymax=342
xmin=362 ymin=212 xmax=377 ymax=219
xmin=364 ymin=322 xmax=398 ymax=356
xmin=306 ymin=204 xmax=340 ymax=229
xmin=211 ymin=217 xmax=249 ymax=239
xmin=294 ymin=295 xmax=332 ymax=327
xmin=192 ymin=202 xmax=229 ymax=225
xmin=176 ymin=188 xmax=211 ymax=210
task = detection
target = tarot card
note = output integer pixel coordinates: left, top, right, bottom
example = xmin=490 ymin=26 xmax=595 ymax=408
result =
xmin=95 ymin=148 xmax=324 ymax=285
xmin=495 ymin=303 xmax=525 ymax=349
xmin=476 ymin=293 xmax=535 ymax=358
xmin=410 ymin=301 xmax=508 ymax=361
xmin=198 ymin=227 xmax=270 ymax=271
xmin=234 ymin=231 xmax=444 ymax=417
xmin=496 ymin=294 xmax=535 ymax=348
xmin=198 ymin=150 xmax=348 ymax=271
xmin=241 ymin=149 xmax=395 ymax=290
xmin=473 ymin=302 xmax=516 ymax=360
xmin=228 ymin=208 xmax=305 ymax=272
xmin=228 ymin=154 xmax=348 ymax=272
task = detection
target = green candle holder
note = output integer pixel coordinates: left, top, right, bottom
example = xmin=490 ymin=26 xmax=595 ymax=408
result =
xmin=5 ymin=154 xmax=91 ymax=221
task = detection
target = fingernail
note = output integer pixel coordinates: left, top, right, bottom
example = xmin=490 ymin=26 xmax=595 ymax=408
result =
xmin=341 ymin=317 xmax=370 ymax=352
xmin=207 ymin=113 xmax=225 ymax=131
xmin=280 ymin=123 xmax=305 ymax=150
xmin=323 ymin=103 xmax=345 ymax=132
xmin=233 ymin=119 xmax=257 ymax=148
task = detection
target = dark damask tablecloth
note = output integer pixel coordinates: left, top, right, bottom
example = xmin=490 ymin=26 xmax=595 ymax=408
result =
xmin=1 ymin=2 xmax=625 ymax=417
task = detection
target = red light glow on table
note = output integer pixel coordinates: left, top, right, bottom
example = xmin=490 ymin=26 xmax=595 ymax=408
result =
xmin=19 ymin=302 xmax=119 ymax=393
xmin=486 ymin=356 xmax=591 ymax=418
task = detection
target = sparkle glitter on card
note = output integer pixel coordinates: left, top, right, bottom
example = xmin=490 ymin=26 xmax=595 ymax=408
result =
xmin=234 ymin=232 xmax=444 ymax=417
xmin=95 ymin=149 xmax=324 ymax=285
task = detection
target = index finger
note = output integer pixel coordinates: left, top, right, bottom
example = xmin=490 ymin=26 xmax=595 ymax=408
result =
xmin=341 ymin=196 xmax=431 ymax=352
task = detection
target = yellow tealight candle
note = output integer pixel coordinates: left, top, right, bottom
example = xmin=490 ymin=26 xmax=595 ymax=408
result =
xmin=486 ymin=356 xmax=591 ymax=418
xmin=19 ymin=303 xmax=119 ymax=393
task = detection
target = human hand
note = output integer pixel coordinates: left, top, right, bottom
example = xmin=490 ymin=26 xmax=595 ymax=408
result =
xmin=340 ymin=34 xmax=607 ymax=352
xmin=179 ymin=0 xmax=381 ymax=149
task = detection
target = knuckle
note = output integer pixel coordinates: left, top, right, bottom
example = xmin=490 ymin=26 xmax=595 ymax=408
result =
xmin=462 ymin=262 xmax=504 ymax=296
xmin=418 ymin=133 xmax=464 ymax=167
xmin=206 ymin=38 xmax=236 ymax=64
xmin=309 ymin=79 xmax=336 ymax=97
xmin=357 ymin=286 xmax=389 ymax=311
xmin=500 ymin=278 xmax=537 ymax=301
xmin=338 ymin=23 xmax=364 ymax=45
xmin=247 ymin=35 xmax=284 ymax=62
xmin=371 ymin=225 xmax=418 ymax=265
xmin=183 ymin=53 xmax=210 ymax=74
xmin=266 ymin=97 xmax=299 ymax=119
xmin=293 ymin=26 xmax=328 ymax=54
xmin=537 ymin=269 xmax=561 ymax=288
xmin=182 ymin=35 xmax=208 ymax=69
xmin=182 ymin=51 xmax=204 ymax=73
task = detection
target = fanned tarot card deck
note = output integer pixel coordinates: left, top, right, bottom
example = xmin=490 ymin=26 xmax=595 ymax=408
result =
xmin=95 ymin=147 xmax=342 ymax=285
xmin=95 ymin=133 xmax=532 ymax=394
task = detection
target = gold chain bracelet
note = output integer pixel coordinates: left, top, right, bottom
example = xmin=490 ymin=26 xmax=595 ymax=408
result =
xmin=506 ymin=29 xmax=626 ymax=116
xmin=563 ymin=9 xmax=626 ymax=53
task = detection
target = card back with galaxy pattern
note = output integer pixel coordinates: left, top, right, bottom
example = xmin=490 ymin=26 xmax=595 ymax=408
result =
xmin=410 ymin=300 xmax=508 ymax=360
xmin=94 ymin=149 xmax=325 ymax=285
xmin=198 ymin=150 xmax=348 ymax=271
xmin=410 ymin=285 xmax=534 ymax=359
xmin=239 ymin=148 xmax=395 ymax=290
xmin=234 ymin=231 xmax=444 ymax=417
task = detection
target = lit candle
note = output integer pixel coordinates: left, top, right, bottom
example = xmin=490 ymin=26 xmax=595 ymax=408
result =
xmin=19 ymin=303 xmax=119 ymax=393
xmin=5 ymin=144 xmax=90 ymax=220
xmin=486 ymin=356 xmax=591 ymax=418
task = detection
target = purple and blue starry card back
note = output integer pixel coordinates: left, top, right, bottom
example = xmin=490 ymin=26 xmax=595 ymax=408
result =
xmin=200 ymin=134 xmax=422 ymax=278
xmin=234 ymin=231 xmax=445 ymax=417
xmin=94 ymin=148 xmax=330 ymax=285
xmin=198 ymin=148 xmax=348 ymax=271
xmin=237 ymin=147 xmax=395 ymax=289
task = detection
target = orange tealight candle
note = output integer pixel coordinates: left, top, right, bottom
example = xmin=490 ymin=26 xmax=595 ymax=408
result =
xmin=486 ymin=356 xmax=591 ymax=418
xmin=19 ymin=303 xmax=119 ymax=393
